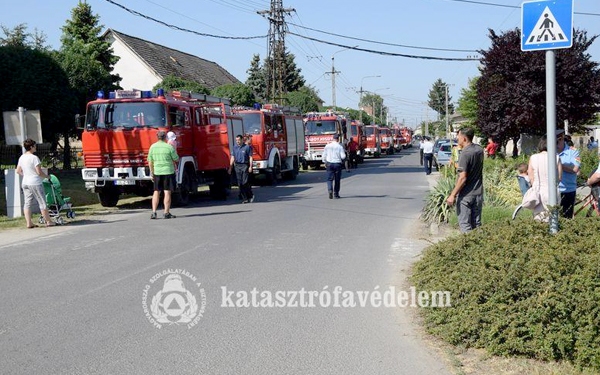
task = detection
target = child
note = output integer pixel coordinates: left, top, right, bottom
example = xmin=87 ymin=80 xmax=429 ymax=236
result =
xmin=167 ymin=131 xmax=178 ymax=150
xmin=517 ymin=163 xmax=531 ymax=196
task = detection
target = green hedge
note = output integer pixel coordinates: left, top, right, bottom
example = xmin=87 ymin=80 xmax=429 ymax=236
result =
xmin=411 ymin=218 xmax=600 ymax=370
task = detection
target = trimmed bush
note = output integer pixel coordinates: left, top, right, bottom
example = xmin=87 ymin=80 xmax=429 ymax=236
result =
xmin=411 ymin=217 xmax=600 ymax=371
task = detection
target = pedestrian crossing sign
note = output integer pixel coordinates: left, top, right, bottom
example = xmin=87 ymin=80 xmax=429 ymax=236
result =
xmin=521 ymin=0 xmax=573 ymax=51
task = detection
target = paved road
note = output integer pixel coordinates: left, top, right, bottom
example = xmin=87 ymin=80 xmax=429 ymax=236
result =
xmin=0 ymin=148 xmax=452 ymax=374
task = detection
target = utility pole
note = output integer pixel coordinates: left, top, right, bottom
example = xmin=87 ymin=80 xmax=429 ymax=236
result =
xmin=328 ymin=46 xmax=357 ymax=108
xmin=257 ymin=0 xmax=295 ymax=103
xmin=358 ymin=75 xmax=380 ymax=124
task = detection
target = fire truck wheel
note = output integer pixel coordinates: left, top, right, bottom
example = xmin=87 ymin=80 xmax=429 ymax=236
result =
xmin=301 ymin=160 xmax=308 ymax=170
xmin=98 ymin=188 xmax=119 ymax=207
xmin=267 ymin=159 xmax=281 ymax=185
xmin=174 ymin=169 xmax=192 ymax=206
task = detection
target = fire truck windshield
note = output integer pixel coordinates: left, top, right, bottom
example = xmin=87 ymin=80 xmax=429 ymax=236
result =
xmin=350 ymin=126 xmax=359 ymax=136
xmin=238 ymin=113 xmax=262 ymax=134
xmin=87 ymin=102 xmax=166 ymax=129
xmin=305 ymin=120 xmax=337 ymax=135
xmin=365 ymin=127 xmax=375 ymax=136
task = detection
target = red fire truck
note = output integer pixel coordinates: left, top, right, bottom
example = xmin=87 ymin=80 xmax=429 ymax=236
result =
xmin=401 ymin=126 xmax=414 ymax=148
xmin=302 ymin=111 xmax=348 ymax=169
xmin=378 ymin=126 xmax=393 ymax=155
xmin=391 ymin=125 xmax=406 ymax=152
xmin=349 ymin=120 xmax=366 ymax=163
xmin=364 ymin=125 xmax=381 ymax=158
xmin=80 ymin=89 xmax=242 ymax=207
xmin=233 ymin=104 xmax=304 ymax=184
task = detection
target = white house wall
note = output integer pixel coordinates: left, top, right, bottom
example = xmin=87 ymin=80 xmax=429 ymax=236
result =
xmin=111 ymin=38 xmax=162 ymax=91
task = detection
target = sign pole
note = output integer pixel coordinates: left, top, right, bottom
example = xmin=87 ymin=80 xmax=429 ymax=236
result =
xmin=546 ymin=50 xmax=559 ymax=234
xmin=18 ymin=106 xmax=27 ymax=153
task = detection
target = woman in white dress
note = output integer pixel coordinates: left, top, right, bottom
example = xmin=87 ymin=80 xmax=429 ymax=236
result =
xmin=528 ymin=138 xmax=562 ymax=221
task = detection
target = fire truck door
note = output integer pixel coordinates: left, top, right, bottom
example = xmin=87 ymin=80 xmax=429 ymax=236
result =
xmin=228 ymin=117 xmax=244 ymax=153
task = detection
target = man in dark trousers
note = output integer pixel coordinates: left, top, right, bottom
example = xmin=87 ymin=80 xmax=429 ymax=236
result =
xmin=322 ymin=134 xmax=346 ymax=199
xmin=346 ymin=137 xmax=359 ymax=169
xmin=148 ymin=130 xmax=180 ymax=219
xmin=446 ymin=128 xmax=484 ymax=232
xmin=229 ymin=135 xmax=254 ymax=203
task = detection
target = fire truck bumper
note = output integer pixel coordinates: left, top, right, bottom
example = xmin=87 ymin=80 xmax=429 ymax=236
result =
xmin=82 ymin=167 xmax=152 ymax=190
xmin=303 ymin=151 xmax=323 ymax=161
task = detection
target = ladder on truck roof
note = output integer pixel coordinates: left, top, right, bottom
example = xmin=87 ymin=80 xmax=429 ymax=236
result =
xmin=169 ymin=90 xmax=231 ymax=106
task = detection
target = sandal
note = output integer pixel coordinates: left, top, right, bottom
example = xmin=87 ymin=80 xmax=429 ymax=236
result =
xmin=27 ymin=225 xmax=36 ymax=229
xmin=45 ymin=222 xmax=56 ymax=227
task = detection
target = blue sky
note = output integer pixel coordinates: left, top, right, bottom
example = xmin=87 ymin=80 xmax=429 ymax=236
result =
xmin=2 ymin=0 xmax=599 ymax=127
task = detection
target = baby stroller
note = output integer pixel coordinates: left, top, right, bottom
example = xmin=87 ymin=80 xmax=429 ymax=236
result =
xmin=39 ymin=174 xmax=75 ymax=225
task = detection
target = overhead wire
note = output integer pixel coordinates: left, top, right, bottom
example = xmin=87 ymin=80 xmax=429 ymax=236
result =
xmin=104 ymin=0 xmax=267 ymax=40
xmin=443 ymin=0 xmax=600 ymax=16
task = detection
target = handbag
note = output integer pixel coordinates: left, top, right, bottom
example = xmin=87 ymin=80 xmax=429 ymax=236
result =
xmin=521 ymin=186 xmax=540 ymax=209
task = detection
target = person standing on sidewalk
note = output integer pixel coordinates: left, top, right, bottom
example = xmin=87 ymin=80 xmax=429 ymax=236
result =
xmin=229 ymin=135 xmax=254 ymax=203
xmin=148 ymin=130 xmax=179 ymax=219
xmin=446 ymin=128 xmax=484 ymax=233
xmin=557 ymin=130 xmax=580 ymax=218
xmin=422 ymin=137 xmax=434 ymax=175
xmin=322 ymin=133 xmax=346 ymax=199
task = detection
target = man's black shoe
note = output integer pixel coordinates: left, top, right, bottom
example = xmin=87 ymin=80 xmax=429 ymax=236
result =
xmin=334 ymin=195 xmax=340 ymax=199
xmin=328 ymin=192 xmax=333 ymax=199
xmin=150 ymin=212 xmax=157 ymax=219
xmin=164 ymin=212 xmax=176 ymax=219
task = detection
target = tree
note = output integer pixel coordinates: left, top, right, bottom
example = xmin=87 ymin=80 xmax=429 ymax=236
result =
xmin=1 ymin=24 xmax=50 ymax=51
xmin=284 ymin=86 xmax=322 ymax=113
xmin=428 ymin=78 xmax=454 ymax=119
xmin=283 ymin=51 xmax=305 ymax=93
xmin=477 ymin=28 xmax=600 ymax=145
xmin=59 ymin=1 xmax=121 ymax=114
xmin=245 ymin=54 xmax=266 ymax=101
xmin=153 ymin=75 xmax=209 ymax=94
xmin=360 ymin=93 xmax=385 ymax=124
xmin=0 ymin=45 xmax=76 ymax=145
xmin=211 ymin=83 xmax=255 ymax=106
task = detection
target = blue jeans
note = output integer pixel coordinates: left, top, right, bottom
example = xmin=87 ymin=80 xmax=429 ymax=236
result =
xmin=326 ymin=162 xmax=342 ymax=195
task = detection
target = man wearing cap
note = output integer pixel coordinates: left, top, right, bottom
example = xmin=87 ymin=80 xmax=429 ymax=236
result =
xmin=148 ymin=130 xmax=179 ymax=219
xmin=322 ymin=133 xmax=346 ymax=199
xmin=557 ymin=129 xmax=580 ymax=218
xmin=229 ymin=134 xmax=254 ymax=203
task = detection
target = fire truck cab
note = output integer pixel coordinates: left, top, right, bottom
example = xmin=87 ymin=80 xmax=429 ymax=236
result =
xmin=302 ymin=111 xmax=348 ymax=169
xmin=349 ymin=120 xmax=366 ymax=163
xmin=378 ymin=126 xmax=393 ymax=155
xmin=391 ymin=125 xmax=405 ymax=152
xmin=364 ymin=125 xmax=381 ymax=158
xmin=80 ymin=89 xmax=241 ymax=207
xmin=233 ymin=104 xmax=304 ymax=184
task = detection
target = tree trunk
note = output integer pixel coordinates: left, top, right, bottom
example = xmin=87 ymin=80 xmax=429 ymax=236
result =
xmin=63 ymin=134 xmax=72 ymax=170
xmin=512 ymin=136 xmax=519 ymax=158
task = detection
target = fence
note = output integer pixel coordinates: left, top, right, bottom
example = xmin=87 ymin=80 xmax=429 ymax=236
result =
xmin=0 ymin=144 xmax=82 ymax=183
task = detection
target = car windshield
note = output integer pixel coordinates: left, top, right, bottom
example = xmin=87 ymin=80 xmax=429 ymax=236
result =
xmin=440 ymin=144 xmax=452 ymax=152
xmin=87 ymin=102 xmax=166 ymax=129
xmin=305 ymin=120 xmax=337 ymax=135
xmin=239 ymin=113 xmax=262 ymax=134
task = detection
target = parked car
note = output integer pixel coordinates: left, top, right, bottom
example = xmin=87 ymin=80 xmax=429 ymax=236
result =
xmin=434 ymin=142 xmax=453 ymax=170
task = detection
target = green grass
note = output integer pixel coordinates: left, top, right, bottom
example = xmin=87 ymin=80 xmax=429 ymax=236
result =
xmin=0 ymin=169 xmax=151 ymax=230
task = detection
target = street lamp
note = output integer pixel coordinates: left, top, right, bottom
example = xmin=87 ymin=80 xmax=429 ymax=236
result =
xmin=442 ymin=84 xmax=454 ymax=139
xmin=359 ymin=75 xmax=380 ymax=124
xmin=331 ymin=45 xmax=357 ymax=108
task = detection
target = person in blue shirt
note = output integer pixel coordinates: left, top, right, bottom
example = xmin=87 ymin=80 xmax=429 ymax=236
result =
xmin=228 ymin=135 xmax=254 ymax=203
xmin=557 ymin=131 xmax=580 ymax=218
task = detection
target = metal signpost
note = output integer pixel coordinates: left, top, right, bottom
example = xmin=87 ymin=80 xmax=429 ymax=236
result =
xmin=521 ymin=0 xmax=573 ymax=233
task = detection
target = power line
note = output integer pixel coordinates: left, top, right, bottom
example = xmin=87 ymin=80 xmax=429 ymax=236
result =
xmin=444 ymin=0 xmax=600 ymax=16
xmin=288 ymin=22 xmax=478 ymax=53
xmin=104 ymin=0 xmax=267 ymax=40
xmin=287 ymin=32 xmax=478 ymax=61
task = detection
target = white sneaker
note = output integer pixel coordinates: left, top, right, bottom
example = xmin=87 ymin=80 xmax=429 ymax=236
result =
xmin=250 ymin=196 xmax=255 ymax=203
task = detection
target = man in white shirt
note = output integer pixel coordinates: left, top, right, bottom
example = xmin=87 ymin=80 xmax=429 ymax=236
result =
xmin=322 ymin=134 xmax=346 ymax=199
xmin=422 ymin=137 xmax=435 ymax=175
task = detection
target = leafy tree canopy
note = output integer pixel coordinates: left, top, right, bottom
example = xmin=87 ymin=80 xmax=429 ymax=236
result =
xmin=153 ymin=75 xmax=209 ymax=94
xmin=0 ymin=23 xmax=49 ymax=51
xmin=284 ymin=86 xmax=322 ymax=113
xmin=211 ymin=83 xmax=256 ymax=107
xmin=0 ymin=45 xmax=76 ymax=143
xmin=428 ymin=78 xmax=454 ymax=118
xmin=477 ymin=28 xmax=600 ymax=144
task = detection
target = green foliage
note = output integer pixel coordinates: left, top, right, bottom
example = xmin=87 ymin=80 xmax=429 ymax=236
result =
xmin=359 ymin=93 xmax=387 ymax=124
xmin=245 ymin=50 xmax=306 ymax=102
xmin=411 ymin=217 xmax=600 ymax=371
xmin=422 ymin=175 xmax=456 ymax=223
xmin=58 ymin=2 xmax=121 ymax=115
xmin=0 ymin=45 xmax=76 ymax=143
xmin=284 ymin=86 xmax=321 ymax=113
xmin=428 ymin=78 xmax=454 ymax=118
xmin=153 ymin=75 xmax=209 ymax=94
xmin=245 ymin=54 xmax=266 ymax=101
xmin=477 ymin=29 xmax=600 ymax=145
xmin=457 ymin=76 xmax=479 ymax=128
xmin=211 ymin=83 xmax=255 ymax=106
xmin=578 ymin=149 xmax=599 ymax=186
xmin=1 ymin=23 xmax=49 ymax=50
xmin=483 ymin=156 xmax=526 ymax=207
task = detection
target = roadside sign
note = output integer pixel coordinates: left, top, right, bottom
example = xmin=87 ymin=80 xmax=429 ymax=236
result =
xmin=521 ymin=0 xmax=573 ymax=51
